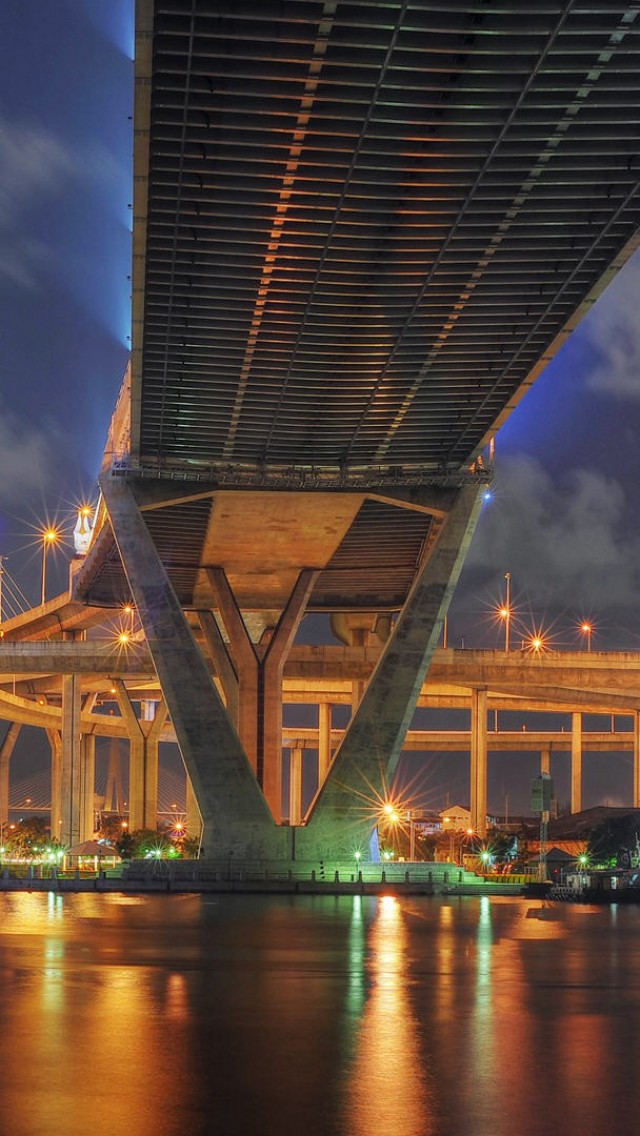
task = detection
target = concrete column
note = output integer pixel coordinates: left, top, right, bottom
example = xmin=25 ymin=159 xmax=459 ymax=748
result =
xmin=209 ymin=565 xmax=318 ymax=823
xmin=80 ymin=735 xmax=96 ymax=842
xmin=349 ymin=630 xmax=367 ymax=711
xmin=114 ymin=681 xmax=145 ymax=831
xmin=198 ymin=610 xmax=239 ymax=725
xmin=299 ymin=482 xmax=484 ymax=860
xmin=470 ymin=688 xmax=488 ymax=838
xmin=186 ymin=774 xmax=203 ymax=843
xmin=61 ymin=673 xmax=82 ymax=848
xmin=0 ymin=723 xmax=20 ymax=832
xmin=318 ymin=702 xmax=332 ymax=783
xmin=261 ymin=570 xmax=318 ymax=822
xmin=141 ymin=702 xmax=168 ymax=829
xmin=207 ymin=567 xmax=259 ymax=771
xmin=288 ymin=746 xmax=303 ymax=826
xmin=571 ymin=711 xmax=582 ymax=814
xmin=540 ymin=747 xmax=551 ymax=775
xmin=47 ymin=729 xmax=63 ymax=842
xmin=101 ymin=473 xmax=282 ymax=861
xmin=634 ymin=711 xmax=640 ymax=808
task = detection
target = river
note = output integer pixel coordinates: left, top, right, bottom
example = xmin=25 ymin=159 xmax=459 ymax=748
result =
xmin=0 ymin=892 xmax=637 ymax=1136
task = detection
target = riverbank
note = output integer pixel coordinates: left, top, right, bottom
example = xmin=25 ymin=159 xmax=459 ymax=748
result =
xmin=0 ymin=861 xmax=527 ymax=897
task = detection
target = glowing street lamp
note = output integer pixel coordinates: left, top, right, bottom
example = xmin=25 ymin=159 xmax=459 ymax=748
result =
xmin=40 ymin=526 xmax=60 ymax=604
xmin=382 ymin=801 xmax=399 ymax=824
xmin=527 ymin=633 xmax=546 ymax=655
xmin=581 ymin=622 xmax=593 ymax=652
xmin=500 ymin=571 xmax=512 ymax=652
xmin=122 ymin=604 xmax=135 ymax=633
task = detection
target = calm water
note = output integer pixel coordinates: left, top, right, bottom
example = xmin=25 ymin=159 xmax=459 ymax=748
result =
xmin=0 ymin=892 xmax=638 ymax=1136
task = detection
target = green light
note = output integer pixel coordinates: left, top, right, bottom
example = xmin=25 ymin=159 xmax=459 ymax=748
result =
xmin=354 ymin=850 xmax=361 ymax=861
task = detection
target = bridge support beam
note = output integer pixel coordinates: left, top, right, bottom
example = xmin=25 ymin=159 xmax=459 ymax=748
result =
xmin=470 ymin=689 xmax=488 ymax=838
xmin=47 ymin=729 xmax=63 ymax=842
xmin=0 ymin=723 xmax=20 ymax=833
xmin=115 ymin=683 xmax=167 ymax=831
xmin=60 ymin=674 xmax=82 ymax=848
xmin=100 ymin=473 xmax=286 ymax=860
xmin=571 ymin=712 xmax=582 ymax=814
xmin=80 ymin=735 xmax=96 ymax=842
xmin=318 ymin=702 xmax=332 ymax=784
xmin=186 ymin=774 xmax=203 ymax=845
xmin=288 ymin=745 xmax=303 ymax=826
xmin=297 ymin=483 xmax=484 ymax=859
xmin=207 ymin=566 xmax=318 ymax=822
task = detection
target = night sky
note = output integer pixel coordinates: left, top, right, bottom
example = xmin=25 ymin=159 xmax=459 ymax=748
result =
xmin=2 ymin=2 xmax=640 ymax=815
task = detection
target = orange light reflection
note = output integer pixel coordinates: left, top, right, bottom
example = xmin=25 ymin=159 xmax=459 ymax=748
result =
xmin=346 ymin=896 xmax=433 ymax=1136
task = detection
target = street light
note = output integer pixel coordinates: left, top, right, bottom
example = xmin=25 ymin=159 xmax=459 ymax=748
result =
xmin=406 ymin=810 xmax=416 ymax=861
xmin=581 ymin=622 xmax=593 ymax=652
xmin=40 ymin=525 xmax=60 ymax=605
xmin=499 ymin=572 xmax=512 ymax=652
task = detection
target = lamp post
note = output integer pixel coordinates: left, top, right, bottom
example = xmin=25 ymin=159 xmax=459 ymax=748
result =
xmin=500 ymin=572 xmax=512 ymax=652
xmin=406 ymin=810 xmax=416 ymax=861
xmin=581 ymin=622 xmax=593 ymax=652
xmin=40 ymin=526 xmax=60 ymax=605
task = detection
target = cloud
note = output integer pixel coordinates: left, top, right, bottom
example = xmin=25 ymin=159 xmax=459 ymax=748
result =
xmin=586 ymin=251 xmax=640 ymax=400
xmin=0 ymin=114 xmax=74 ymax=288
xmin=464 ymin=454 xmax=640 ymax=611
xmin=0 ymin=404 xmax=68 ymax=507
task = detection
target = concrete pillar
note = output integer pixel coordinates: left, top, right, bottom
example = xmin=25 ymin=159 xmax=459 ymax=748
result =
xmin=289 ymin=745 xmax=303 ymax=826
xmin=299 ymin=482 xmax=484 ymax=860
xmin=142 ymin=703 xmax=168 ymax=829
xmin=350 ymin=630 xmax=367 ymax=711
xmin=634 ymin=711 xmax=640 ymax=808
xmin=80 ymin=735 xmax=96 ymax=842
xmin=115 ymin=683 xmax=166 ymax=831
xmin=47 ymin=729 xmax=63 ymax=842
xmin=470 ymin=688 xmax=488 ymax=838
xmin=198 ymin=610 xmax=239 ymax=725
xmin=115 ymin=682 xmax=146 ymax=832
xmin=261 ymin=570 xmax=318 ymax=822
xmin=207 ymin=568 xmax=260 ymax=771
xmin=186 ymin=774 xmax=203 ymax=844
xmin=571 ymin=711 xmax=582 ymax=814
xmin=209 ymin=565 xmax=318 ymax=823
xmin=540 ymin=747 xmax=551 ymax=775
xmin=318 ymin=702 xmax=332 ymax=783
xmin=0 ymin=723 xmax=20 ymax=832
xmin=61 ymin=673 xmax=82 ymax=848
xmin=101 ymin=472 xmax=283 ymax=861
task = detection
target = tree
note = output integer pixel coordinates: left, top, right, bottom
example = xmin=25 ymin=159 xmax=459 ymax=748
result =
xmin=5 ymin=815 xmax=50 ymax=857
xmin=588 ymin=814 xmax=640 ymax=867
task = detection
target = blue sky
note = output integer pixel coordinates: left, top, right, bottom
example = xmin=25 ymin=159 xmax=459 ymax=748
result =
xmin=0 ymin=0 xmax=132 ymax=602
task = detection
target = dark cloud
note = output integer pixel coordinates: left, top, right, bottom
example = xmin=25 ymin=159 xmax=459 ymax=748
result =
xmin=463 ymin=454 xmax=640 ymax=612
xmin=0 ymin=403 xmax=68 ymax=507
xmin=586 ymin=252 xmax=640 ymax=401
xmin=0 ymin=113 xmax=74 ymax=289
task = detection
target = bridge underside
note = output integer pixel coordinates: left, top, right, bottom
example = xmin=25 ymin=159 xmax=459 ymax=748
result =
xmin=19 ymin=2 xmax=640 ymax=860
xmin=85 ymin=472 xmax=483 ymax=858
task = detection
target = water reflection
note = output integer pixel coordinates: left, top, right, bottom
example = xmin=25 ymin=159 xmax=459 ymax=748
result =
xmin=0 ymin=894 xmax=640 ymax=1136
xmin=347 ymin=895 xmax=433 ymax=1136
